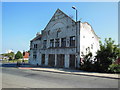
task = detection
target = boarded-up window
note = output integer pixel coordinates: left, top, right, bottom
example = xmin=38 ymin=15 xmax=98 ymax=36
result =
xmin=48 ymin=54 xmax=55 ymax=67
xmin=57 ymin=54 xmax=65 ymax=68
xmin=69 ymin=54 xmax=75 ymax=68
xmin=70 ymin=36 xmax=75 ymax=47
xmin=41 ymin=54 xmax=45 ymax=65
xmin=61 ymin=38 xmax=66 ymax=47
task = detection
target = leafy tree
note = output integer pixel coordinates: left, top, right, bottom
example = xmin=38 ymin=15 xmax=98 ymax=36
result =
xmin=2 ymin=52 xmax=15 ymax=60
xmin=80 ymin=38 xmax=120 ymax=73
xmin=95 ymin=38 xmax=120 ymax=72
xmin=15 ymin=51 xmax=23 ymax=59
xmin=108 ymin=64 xmax=120 ymax=73
xmin=8 ymin=52 xmax=15 ymax=60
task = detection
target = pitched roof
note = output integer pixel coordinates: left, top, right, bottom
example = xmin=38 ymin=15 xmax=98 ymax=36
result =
xmin=44 ymin=8 xmax=76 ymax=30
xmin=23 ymin=52 xmax=29 ymax=58
xmin=31 ymin=34 xmax=42 ymax=42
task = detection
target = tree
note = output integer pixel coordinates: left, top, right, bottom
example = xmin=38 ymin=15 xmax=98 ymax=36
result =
xmin=8 ymin=52 xmax=15 ymax=60
xmin=2 ymin=52 xmax=15 ymax=60
xmin=95 ymin=38 xmax=120 ymax=72
xmin=80 ymin=38 xmax=120 ymax=73
xmin=15 ymin=51 xmax=23 ymax=59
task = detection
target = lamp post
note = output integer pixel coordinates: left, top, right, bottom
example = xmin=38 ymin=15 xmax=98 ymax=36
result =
xmin=72 ymin=6 xmax=78 ymax=22
xmin=72 ymin=6 xmax=78 ymax=68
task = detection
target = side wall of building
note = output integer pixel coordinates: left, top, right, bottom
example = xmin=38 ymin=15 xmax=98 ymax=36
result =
xmin=80 ymin=22 xmax=100 ymax=61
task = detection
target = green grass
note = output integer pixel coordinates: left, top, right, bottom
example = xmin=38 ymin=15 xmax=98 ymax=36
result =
xmin=0 ymin=59 xmax=29 ymax=63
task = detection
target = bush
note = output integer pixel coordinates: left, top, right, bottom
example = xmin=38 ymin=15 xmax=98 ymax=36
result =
xmin=80 ymin=38 xmax=120 ymax=73
xmin=108 ymin=64 xmax=120 ymax=73
xmin=80 ymin=52 xmax=96 ymax=72
xmin=80 ymin=60 xmax=93 ymax=71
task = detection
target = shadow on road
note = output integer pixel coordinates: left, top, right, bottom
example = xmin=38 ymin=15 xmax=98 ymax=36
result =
xmin=1 ymin=63 xmax=119 ymax=80
xmin=1 ymin=63 xmax=30 ymax=68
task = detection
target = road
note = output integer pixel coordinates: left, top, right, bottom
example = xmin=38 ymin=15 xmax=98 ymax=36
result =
xmin=1 ymin=66 xmax=119 ymax=88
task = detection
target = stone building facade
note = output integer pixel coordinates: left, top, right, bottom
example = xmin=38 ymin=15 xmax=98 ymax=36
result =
xmin=29 ymin=9 xmax=100 ymax=68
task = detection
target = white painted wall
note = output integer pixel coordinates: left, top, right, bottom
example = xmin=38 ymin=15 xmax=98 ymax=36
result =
xmin=80 ymin=22 xmax=100 ymax=59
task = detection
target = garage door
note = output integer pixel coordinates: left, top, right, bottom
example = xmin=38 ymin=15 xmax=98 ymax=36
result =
xmin=48 ymin=54 xmax=55 ymax=67
xmin=69 ymin=54 xmax=75 ymax=68
xmin=41 ymin=54 xmax=45 ymax=65
xmin=57 ymin=54 xmax=65 ymax=68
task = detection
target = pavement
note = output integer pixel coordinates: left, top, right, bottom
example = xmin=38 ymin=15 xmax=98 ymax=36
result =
xmin=18 ymin=65 xmax=119 ymax=80
xmin=2 ymin=63 xmax=120 ymax=79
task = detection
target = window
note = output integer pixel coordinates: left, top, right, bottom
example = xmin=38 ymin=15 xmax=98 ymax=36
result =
xmin=34 ymin=44 xmax=37 ymax=49
xmin=43 ymin=40 xmax=47 ymax=48
xmin=34 ymin=44 xmax=35 ymax=48
xmin=50 ymin=39 xmax=54 ymax=47
xmin=33 ymin=51 xmax=37 ymax=59
xmin=70 ymin=36 xmax=75 ymax=47
xmin=57 ymin=29 xmax=61 ymax=37
xmin=48 ymin=30 xmax=50 ymax=35
xmin=33 ymin=55 xmax=37 ymax=59
xmin=91 ymin=44 xmax=93 ymax=49
xmin=55 ymin=39 xmax=59 ymax=47
xmin=61 ymin=38 xmax=66 ymax=47
xmin=36 ymin=44 xmax=37 ymax=48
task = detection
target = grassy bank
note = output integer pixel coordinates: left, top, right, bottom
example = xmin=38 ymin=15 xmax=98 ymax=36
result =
xmin=0 ymin=59 xmax=28 ymax=63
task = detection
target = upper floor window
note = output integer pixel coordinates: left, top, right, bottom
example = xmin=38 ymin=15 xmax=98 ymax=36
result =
xmin=34 ymin=44 xmax=37 ymax=49
xmin=91 ymin=44 xmax=93 ymax=49
xmin=50 ymin=39 xmax=54 ymax=47
xmin=55 ymin=39 xmax=59 ymax=47
xmin=43 ymin=40 xmax=47 ymax=48
xmin=70 ymin=36 xmax=75 ymax=47
xmin=33 ymin=51 xmax=37 ymax=59
xmin=61 ymin=38 xmax=66 ymax=47
xmin=48 ymin=30 xmax=50 ymax=35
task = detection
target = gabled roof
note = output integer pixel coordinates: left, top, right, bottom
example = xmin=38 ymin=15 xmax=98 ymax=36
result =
xmin=44 ymin=8 xmax=76 ymax=30
xmin=31 ymin=9 xmax=76 ymax=42
xmin=31 ymin=34 xmax=42 ymax=42
xmin=23 ymin=52 xmax=29 ymax=58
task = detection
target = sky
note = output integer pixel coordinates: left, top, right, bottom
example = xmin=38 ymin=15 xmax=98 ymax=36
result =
xmin=1 ymin=2 xmax=118 ymax=54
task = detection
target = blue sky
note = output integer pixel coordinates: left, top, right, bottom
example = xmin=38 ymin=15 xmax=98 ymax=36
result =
xmin=2 ymin=2 xmax=118 ymax=54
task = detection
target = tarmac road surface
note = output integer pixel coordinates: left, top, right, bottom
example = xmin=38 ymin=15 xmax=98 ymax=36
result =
xmin=1 ymin=66 xmax=119 ymax=88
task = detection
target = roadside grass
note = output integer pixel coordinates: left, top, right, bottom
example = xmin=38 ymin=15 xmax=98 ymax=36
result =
xmin=0 ymin=59 xmax=28 ymax=63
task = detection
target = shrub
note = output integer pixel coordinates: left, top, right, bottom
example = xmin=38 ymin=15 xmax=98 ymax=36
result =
xmin=108 ymin=64 xmax=120 ymax=73
xmin=80 ymin=52 xmax=96 ymax=72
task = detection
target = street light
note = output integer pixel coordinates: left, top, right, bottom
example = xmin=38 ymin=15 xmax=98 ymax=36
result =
xmin=72 ymin=6 xmax=77 ymax=22
xmin=72 ymin=6 xmax=78 ymax=69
